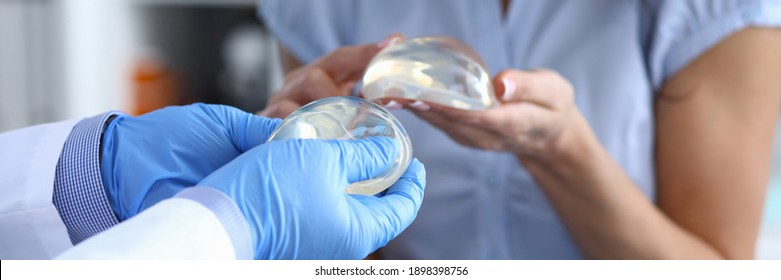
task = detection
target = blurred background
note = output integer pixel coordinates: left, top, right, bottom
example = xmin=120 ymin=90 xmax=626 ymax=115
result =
xmin=0 ymin=0 xmax=280 ymax=126
xmin=0 ymin=0 xmax=778 ymax=259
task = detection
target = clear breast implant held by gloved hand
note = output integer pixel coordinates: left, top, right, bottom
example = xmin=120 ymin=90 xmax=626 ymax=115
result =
xmin=266 ymin=96 xmax=412 ymax=196
xmin=362 ymin=36 xmax=499 ymax=110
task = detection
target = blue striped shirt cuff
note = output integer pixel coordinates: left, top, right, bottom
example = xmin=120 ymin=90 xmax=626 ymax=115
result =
xmin=53 ymin=112 xmax=122 ymax=244
xmin=174 ymin=187 xmax=253 ymax=260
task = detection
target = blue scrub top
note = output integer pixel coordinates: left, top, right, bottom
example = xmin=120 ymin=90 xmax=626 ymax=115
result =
xmin=260 ymin=0 xmax=781 ymax=259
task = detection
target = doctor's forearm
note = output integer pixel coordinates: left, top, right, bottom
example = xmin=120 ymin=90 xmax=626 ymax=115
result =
xmin=519 ymin=114 xmax=724 ymax=259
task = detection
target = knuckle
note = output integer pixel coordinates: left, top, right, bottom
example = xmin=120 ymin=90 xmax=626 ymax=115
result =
xmin=507 ymin=122 xmax=525 ymax=137
xmin=303 ymin=67 xmax=328 ymax=83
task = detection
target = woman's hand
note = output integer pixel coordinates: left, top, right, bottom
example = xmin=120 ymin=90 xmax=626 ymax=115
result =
xmin=407 ymin=69 xmax=583 ymax=162
xmin=260 ymin=34 xmax=403 ymax=118
xmin=410 ymin=29 xmax=780 ymax=260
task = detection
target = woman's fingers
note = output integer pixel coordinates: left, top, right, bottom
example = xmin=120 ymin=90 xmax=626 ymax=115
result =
xmin=278 ymin=67 xmax=345 ymax=106
xmin=313 ymin=34 xmax=404 ymax=84
xmin=400 ymin=68 xmax=576 ymax=155
xmin=410 ymin=106 xmax=506 ymax=150
xmin=409 ymin=99 xmax=560 ymax=154
xmin=259 ymin=98 xmax=302 ymax=119
xmin=261 ymin=33 xmax=406 ymax=119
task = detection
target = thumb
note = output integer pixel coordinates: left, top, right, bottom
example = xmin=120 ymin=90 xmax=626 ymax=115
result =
xmin=198 ymin=104 xmax=282 ymax=152
xmin=330 ymin=136 xmax=400 ymax=185
xmin=357 ymin=159 xmax=426 ymax=249
xmin=492 ymin=69 xmax=573 ymax=108
xmin=240 ymin=114 xmax=282 ymax=149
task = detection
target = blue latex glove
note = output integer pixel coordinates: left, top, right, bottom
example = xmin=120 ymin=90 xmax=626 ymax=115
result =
xmin=197 ymin=137 xmax=426 ymax=259
xmin=101 ymin=103 xmax=281 ymax=220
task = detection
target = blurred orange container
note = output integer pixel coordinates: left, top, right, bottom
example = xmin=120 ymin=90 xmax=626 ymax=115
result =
xmin=131 ymin=55 xmax=180 ymax=116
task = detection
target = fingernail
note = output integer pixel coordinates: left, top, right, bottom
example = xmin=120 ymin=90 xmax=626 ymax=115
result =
xmin=383 ymin=100 xmax=402 ymax=110
xmin=389 ymin=37 xmax=402 ymax=45
xmin=378 ymin=37 xmax=402 ymax=49
xmin=502 ymin=78 xmax=516 ymax=101
xmin=410 ymin=100 xmax=431 ymax=111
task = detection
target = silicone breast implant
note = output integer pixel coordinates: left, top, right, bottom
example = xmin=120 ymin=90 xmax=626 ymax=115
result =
xmin=362 ymin=36 xmax=498 ymax=110
xmin=266 ymin=96 xmax=412 ymax=196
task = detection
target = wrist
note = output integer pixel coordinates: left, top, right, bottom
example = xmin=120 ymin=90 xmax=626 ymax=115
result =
xmin=517 ymin=109 xmax=603 ymax=180
xmin=99 ymin=114 xmax=125 ymax=219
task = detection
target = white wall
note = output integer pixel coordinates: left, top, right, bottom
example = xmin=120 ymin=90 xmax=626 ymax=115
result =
xmin=0 ymin=0 xmax=137 ymax=132
xmin=60 ymin=0 xmax=137 ymax=119
xmin=0 ymin=0 xmax=63 ymax=131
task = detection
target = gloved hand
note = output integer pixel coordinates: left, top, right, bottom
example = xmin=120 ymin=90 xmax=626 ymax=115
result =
xmin=197 ymin=136 xmax=426 ymax=259
xmin=101 ymin=103 xmax=281 ymax=220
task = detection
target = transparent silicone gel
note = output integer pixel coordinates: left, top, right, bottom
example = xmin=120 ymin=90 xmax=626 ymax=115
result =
xmin=362 ymin=36 xmax=498 ymax=110
xmin=266 ymin=96 xmax=412 ymax=196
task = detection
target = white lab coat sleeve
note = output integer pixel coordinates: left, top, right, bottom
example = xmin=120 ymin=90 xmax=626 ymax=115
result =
xmin=56 ymin=187 xmax=254 ymax=259
xmin=0 ymin=119 xmax=81 ymax=259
